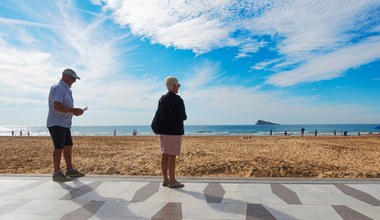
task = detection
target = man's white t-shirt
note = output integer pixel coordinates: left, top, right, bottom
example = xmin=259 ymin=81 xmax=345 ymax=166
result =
xmin=47 ymin=80 xmax=74 ymax=128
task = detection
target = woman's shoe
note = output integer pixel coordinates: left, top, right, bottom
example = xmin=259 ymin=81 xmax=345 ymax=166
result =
xmin=162 ymin=179 xmax=169 ymax=187
xmin=169 ymin=180 xmax=184 ymax=188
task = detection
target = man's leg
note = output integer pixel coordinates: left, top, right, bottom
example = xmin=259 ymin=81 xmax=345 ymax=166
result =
xmin=63 ymin=145 xmax=73 ymax=169
xmin=53 ymin=149 xmax=63 ymax=172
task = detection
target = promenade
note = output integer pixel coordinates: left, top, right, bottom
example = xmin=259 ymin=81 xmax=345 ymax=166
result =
xmin=0 ymin=175 xmax=379 ymax=219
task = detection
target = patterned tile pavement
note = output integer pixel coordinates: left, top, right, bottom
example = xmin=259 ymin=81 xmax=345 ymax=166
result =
xmin=0 ymin=175 xmax=380 ymax=219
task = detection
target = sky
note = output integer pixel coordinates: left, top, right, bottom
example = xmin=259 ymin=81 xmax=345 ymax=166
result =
xmin=0 ymin=0 xmax=380 ymax=126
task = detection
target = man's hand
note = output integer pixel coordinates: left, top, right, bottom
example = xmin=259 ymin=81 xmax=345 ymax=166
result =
xmin=73 ymin=108 xmax=84 ymax=116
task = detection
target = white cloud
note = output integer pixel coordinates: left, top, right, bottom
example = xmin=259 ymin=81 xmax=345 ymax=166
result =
xmin=251 ymin=58 xmax=283 ymax=71
xmin=98 ymin=0 xmax=380 ymax=86
xmin=267 ymin=36 xmax=380 ymax=86
xmin=185 ymin=60 xmax=222 ymax=89
xmin=1 ymin=1 xmax=379 ymax=126
xmin=0 ymin=1 xmax=161 ymax=126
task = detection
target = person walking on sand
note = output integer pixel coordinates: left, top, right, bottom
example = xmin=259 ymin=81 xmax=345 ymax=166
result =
xmin=314 ymin=130 xmax=318 ymax=136
xmin=47 ymin=68 xmax=86 ymax=182
xmin=156 ymin=76 xmax=187 ymax=188
xmin=301 ymin=127 xmax=305 ymax=136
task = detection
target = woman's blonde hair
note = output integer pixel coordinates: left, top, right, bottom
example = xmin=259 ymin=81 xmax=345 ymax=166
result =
xmin=165 ymin=76 xmax=179 ymax=91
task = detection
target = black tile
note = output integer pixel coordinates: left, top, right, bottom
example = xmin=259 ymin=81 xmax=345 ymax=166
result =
xmin=203 ymin=183 xmax=225 ymax=203
xmin=271 ymin=183 xmax=301 ymax=205
xmin=332 ymin=205 xmax=373 ymax=220
xmin=335 ymin=184 xmax=380 ymax=206
xmin=246 ymin=203 xmax=276 ymax=220
xmin=151 ymin=202 xmax=182 ymax=220
xmin=131 ymin=182 xmax=160 ymax=202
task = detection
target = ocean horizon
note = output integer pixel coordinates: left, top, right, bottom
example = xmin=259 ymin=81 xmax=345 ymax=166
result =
xmin=1 ymin=124 xmax=379 ymax=137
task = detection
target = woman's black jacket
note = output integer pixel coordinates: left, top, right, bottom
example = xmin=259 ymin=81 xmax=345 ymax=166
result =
xmin=158 ymin=92 xmax=187 ymax=135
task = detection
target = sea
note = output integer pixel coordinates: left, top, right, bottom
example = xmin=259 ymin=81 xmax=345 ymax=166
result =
xmin=1 ymin=124 xmax=379 ymax=137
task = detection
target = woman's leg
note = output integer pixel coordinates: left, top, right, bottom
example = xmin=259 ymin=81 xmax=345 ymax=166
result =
xmin=168 ymin=155 xmax=176 ymax=182
xmin=161 ymin=153 xmax=169 ymax=182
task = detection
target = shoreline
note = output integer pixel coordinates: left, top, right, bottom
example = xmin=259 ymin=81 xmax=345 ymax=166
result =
xmin=1 ymin=136 xmax=379 ymax=178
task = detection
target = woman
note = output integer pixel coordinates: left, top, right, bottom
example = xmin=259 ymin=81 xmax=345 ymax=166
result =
xmin=158 ymin=76 xmax=187 ymax=188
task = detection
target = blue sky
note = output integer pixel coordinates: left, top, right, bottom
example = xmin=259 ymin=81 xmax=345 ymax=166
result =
xmin=0 ymin=0 xmax=380 ymax=126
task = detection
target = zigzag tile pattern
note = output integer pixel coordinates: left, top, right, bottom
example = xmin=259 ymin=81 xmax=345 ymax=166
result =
xmin=0 ymin=176 xmax=379 ymax=219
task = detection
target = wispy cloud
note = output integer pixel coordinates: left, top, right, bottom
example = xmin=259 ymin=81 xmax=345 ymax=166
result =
xmin=1 ymin=1 xmax=379 ymax=126
xmin=0 ymin=1 xmax=159 ymax=125
xmin=267 ymin=36 xmax=380 ymax=86
xmin=97 ymin=0 xmax=380 ymax=87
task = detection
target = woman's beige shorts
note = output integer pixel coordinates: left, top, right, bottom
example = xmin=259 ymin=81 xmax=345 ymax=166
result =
xmin=160 ymin=134 xmax=182 ymax=156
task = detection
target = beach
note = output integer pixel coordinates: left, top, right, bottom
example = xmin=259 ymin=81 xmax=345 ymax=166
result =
xmin=1 ymin=136 xmax=379 ymax=178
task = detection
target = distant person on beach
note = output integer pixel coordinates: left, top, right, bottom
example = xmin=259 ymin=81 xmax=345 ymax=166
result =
xmin=284 ymin=131 xmax=287 ymax=136
xmin=301 ymin=127 xmax=305 ymax=136
xmin=47 ymin=68 xmax=85 ymax=182
xmin=314 ymin=130 xmax=318 ymax=136
xmin=11 ymin=131 xmax=14 ymax=136
xmin=27 ymin=131 xmax=30 ymax=136
xmin=19 ymin=131 xmax=22 ymax=136
xmin=156 ymin=76 xmax=187 ymax=188
xmin=132 ymin=129 xmax=137 ymax=136
xmin=358 ymin=132 xmax=361 ymax=136
xmin=113 ymin=129 xmax=117 ymax=136
xmin=333 ymin=129 xmax=336 ymax=136
xmin=344 ymin=131 xmax=347 ymax=136
xmin=270 ymin=129 xmax=272 ymax=136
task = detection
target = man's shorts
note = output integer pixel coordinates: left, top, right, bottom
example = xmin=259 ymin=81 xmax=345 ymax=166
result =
xmin=48 ymin=126 xmax=73 ymax=149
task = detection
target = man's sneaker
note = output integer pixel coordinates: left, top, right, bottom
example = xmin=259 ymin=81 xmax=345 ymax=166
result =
xmin=66 ymin=168 xmax=85 ymax=178
xmin=52 ymin=171 xmax=71 ymax=182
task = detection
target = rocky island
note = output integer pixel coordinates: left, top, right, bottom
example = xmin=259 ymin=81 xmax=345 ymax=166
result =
xmin=255 ymin=120 xmax=280 ymax=125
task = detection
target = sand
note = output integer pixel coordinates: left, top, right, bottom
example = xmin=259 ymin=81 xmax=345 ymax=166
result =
xmin=1 ymin=136 xmax=380 ymax=178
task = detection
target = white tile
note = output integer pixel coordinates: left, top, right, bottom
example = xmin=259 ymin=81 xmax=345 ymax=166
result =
xmin=266 ymin=204 xmax=342 ymax=220
xmin=148 ymin=189 xmax=203 ymax=203
xmin=221 ymin=183 xmax=239 ymax=192
xmin=295 ymin=193 xmax=325 ymax=205
xmin=312 ymin=193 xmax=370 ymax=206
xmin=346 ymin=184 xmax=380 ymax=200
xmin=182 ymin=203 xmax=246 ymax=219
xmin=12 ymin=200 xmax=84 ymax=217
xmin=238 ymin=184 xmax=272 ymax=193
xmin=0 ymin=198 xmax=33 ymax=214
xmin=107 ymin=201 xmax=166 ymax=218
xmin=0 ymin=179 xmax=37 ymax=189
xmin=96 ymin=181 xmax=134 ymax=191
xmin=24 ymin=189 xmax=69 ymax=200
xmin=222 ymin=192 xmax=246 ymax=204
xmin=368 ymin=184 xmax=380 ymax=193
xmin=0 ymin=213 xmax=60 ymax=220
xmin=283 ymin=184 xmax=308 ymax=193
xmin=183 ymin=183 xmax=208 ymax=191
xmin=72 ymin=190 xmax=132 ymax=202
xmin=260 ymin=193 xmax=288 ymax=205
xmin=347 ymin=205 xmax=380 ymax=220
xmin=304 ymin=184 xmax=342 ymax=194
xmin=92 ymin=200 xmax=130 ymax=217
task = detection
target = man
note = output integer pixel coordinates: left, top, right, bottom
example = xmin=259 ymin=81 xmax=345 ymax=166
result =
xmin=47 ymin=68 xmax=85 ymax=182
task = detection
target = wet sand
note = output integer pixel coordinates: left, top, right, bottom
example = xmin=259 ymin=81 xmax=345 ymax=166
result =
xmin=1 ymin=136 xmax=379 ymax=178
